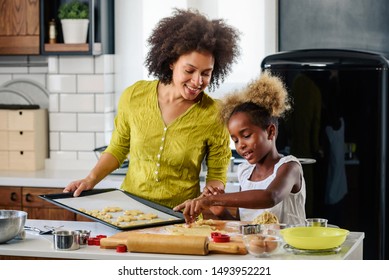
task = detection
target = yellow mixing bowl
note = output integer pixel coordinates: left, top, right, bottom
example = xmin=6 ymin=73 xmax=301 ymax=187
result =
xmin=280 ymin=227 xmax=349 ymax=250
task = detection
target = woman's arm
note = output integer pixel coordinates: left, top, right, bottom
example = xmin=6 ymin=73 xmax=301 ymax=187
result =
xmin=63 ymin=153 xmax=120 ymax=197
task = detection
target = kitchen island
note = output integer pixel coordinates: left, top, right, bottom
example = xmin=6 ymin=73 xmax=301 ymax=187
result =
xmin=0 ymin=219 xmax=364 ymax=260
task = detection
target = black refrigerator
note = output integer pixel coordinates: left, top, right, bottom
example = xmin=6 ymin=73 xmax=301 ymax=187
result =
xmin=261 ymin=49 xmax=388 ymax=260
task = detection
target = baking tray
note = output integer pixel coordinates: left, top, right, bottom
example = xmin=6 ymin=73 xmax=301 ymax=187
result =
xmin=39 ymin=188 xmax=184 ymax=230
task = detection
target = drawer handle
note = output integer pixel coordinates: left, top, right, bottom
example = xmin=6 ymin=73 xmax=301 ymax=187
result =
xmin=25 ymin=193 xmax=33 ymax=202
xmin=19 ymin=111 xmax=23 ymax=115
xmin=10 ymin=192 xmax=18 ymax=201
xmin=20 ymin=131 xmax=23 ymax=135
xmin=20 ymin=151 xmax=24 ymax=155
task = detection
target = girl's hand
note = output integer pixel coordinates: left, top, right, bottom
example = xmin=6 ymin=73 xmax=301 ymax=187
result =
xmin=173 ymin=197 xmax=211 ymax=224
xmin=201 ymin=180 xmax=225 ymax=197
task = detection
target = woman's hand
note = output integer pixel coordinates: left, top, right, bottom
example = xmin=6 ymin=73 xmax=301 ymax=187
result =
xmin=173 ymin=197 xmax=211 ymax=224
xmin=63 ymin=178 xmax=95 ymax=197
xmin=64 ymin=153 xmax=120 ymax=197
xmin=201 ymin=180 xmax=225 ymax=197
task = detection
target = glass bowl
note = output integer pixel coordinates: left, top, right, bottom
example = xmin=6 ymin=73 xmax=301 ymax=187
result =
xmin=243 ymin=233 xmax=284 ymax=257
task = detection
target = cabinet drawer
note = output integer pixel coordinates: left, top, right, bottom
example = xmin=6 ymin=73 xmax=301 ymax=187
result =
xmin=0 ymin=111 xmax=8 ymax=129
xmin=0 ymin=151 xmax=9 ymax=170
xmin=0 ymin=187 xmax=22 ymax=207
xmin=22 ymin=187 xmax=62 ymax=208
xmin=9 ymin=151 xmax=44 ymax=171
xmin=8 ymin=109 xmax=46 ymax=131
xmin=22 ymin=187 xmax=76 ymax=220
xmin=8 ymin=131 xmax=36 ymax=150
xmin=24 ymin=207 xmax=75 ymax=221
xmin=0 ymin=131 xmax=8 ymax=150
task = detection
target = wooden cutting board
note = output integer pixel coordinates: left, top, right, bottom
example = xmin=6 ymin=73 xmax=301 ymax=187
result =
xmin=100 ymin=220 xmax=247 ymax=255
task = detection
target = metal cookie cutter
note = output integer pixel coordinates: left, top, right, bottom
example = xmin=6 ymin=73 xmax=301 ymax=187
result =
xmin=240 ymin=224 xmax=262 ymax=235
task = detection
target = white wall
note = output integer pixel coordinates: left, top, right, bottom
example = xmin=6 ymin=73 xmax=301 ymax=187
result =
xmin=114 ymin=0 xmax=278 ymax=103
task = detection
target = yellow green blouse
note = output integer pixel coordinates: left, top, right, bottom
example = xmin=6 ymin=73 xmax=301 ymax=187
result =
xmin=104 ymin=80 xmax=231 ymax=208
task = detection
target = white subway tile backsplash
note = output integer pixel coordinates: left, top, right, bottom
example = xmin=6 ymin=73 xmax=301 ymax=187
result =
xmin=49 ymin=93 xmax=59 ymax=112
xmin=60 ymin=94 xmax=95 ymax=112
xmin=104 ymin=112 xmax=115 ymax=131
xmin=0 ymin=67 xmax=28 ymax=74
xmin=104 ymin=74 xmax=114 ymax=92
xmin=105 ymin=93 xmax=115 ymax=112
xmin=50 ymin=151 xmax=78 ymax=160
xmin=77 ymin=74 xmax=105 ymax=93
xmin=50 ymin=113 xmax=77 ymax=131
xmin=0 ymin=54 xmax=115 ymax=164
xmin=95 ymin=93 xmax=115 ymax=113
xmin=29 ymin=66 xmax=48 ymax=74
xmin=104 ymin=131 xmax=113 ymax=145
xmin=59 ymin=56 xmax=94 ymax=74
xmin=49 ymin=132 xmax=60 ymax=150
xmin=48 ymin=56 xmax=59 ymax=74
xmin=95 ymin=94 xmax=105 ymax=112
xmin=78 ymin=113 xmax=105 ymax=132
xmin=95 ymin=132 xmax=107 ymax=148
xmin=48 ymin=74 xmax=76 ymax=93
xmin=60 ymin=132 xmax=95 ymax=151
xmin=95 ymin=55 xmax=114 ymax=74
xmin=13 ymin=74 xmax=46 ymax=87
xmin=0 ymin=74 xmax=12 ymax=85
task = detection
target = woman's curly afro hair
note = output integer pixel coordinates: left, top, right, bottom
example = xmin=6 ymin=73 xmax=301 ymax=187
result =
xmin=145 ymin=8 xmax=241 ymax=92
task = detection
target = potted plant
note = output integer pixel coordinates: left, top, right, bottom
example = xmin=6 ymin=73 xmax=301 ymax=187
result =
xmin=58 ymin=0 xmax=89 ymax=44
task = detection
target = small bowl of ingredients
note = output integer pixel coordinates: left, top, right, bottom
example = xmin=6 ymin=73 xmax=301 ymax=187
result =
xmin=243 ymin=233 xmax=283 ymax=257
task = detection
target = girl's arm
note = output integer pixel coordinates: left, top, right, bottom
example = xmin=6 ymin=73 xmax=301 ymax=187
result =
xmin=174 ymin=161 xmax=301 ymax=223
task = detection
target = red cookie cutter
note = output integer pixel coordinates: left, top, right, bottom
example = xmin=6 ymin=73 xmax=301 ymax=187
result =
xmin=211 ymin=232 xmax=230 ymax=242
xmin=116 ymin=244 xmax=127 ymax=253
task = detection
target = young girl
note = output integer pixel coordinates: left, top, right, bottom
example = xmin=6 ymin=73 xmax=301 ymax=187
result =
xmin=174 ymin=71 xmax=306 ymax=225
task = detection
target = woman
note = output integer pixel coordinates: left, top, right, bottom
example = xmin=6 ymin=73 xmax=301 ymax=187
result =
xmin=174 ymin=71 xmax=306 ymax=224
xmin=64 ymin=8 xmax=241 ymax=209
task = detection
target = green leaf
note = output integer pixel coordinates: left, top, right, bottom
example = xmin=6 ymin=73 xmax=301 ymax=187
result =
xmin=58 ymin=0 xmax=89 ymax=19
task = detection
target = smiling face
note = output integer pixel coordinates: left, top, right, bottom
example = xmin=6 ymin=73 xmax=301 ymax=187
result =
xmin=228 ymin=111 xmax=275 ymax=164
xmin=170 ymin=51 xmax=214 ymax=101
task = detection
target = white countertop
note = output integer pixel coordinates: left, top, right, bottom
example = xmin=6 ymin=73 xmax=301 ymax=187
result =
xmin=0 ymin=219 xmax=364 ymax=260
xmin=0 ymin=169 xmax=124 ymax=189
xmin=0 ymin=168 xmax=240 ymax=193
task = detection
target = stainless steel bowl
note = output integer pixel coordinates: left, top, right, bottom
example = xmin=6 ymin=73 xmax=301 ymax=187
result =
xmin=0 ymin=210 xmax=28 ymax=243
xmin=53 ymin=230 xmax=80 ymax=250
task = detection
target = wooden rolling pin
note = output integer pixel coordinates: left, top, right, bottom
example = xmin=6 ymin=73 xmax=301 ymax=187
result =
xmin=101 ymin=233 xmax=240 ymax=255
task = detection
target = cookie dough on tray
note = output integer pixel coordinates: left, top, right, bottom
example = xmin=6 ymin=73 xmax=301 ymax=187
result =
xmin=78 ymin=207 xmax=164 ymax=228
